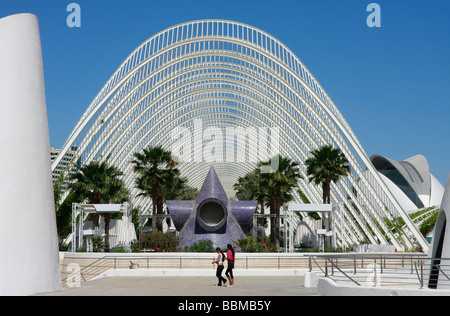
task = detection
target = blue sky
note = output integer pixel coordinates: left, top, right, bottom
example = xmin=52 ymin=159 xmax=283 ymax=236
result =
xmin=1 ymin=0 xmax=449 ymax=185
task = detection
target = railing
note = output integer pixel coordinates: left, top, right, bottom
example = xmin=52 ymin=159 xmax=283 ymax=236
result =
xmin=308 ymin=254 xmax=450 ymax=289
xmin=60 ymin=253 xmax=311 ymax=286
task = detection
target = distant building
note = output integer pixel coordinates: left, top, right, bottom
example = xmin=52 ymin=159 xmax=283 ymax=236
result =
xmin=51 ymin=146 xmax=79 ymax=191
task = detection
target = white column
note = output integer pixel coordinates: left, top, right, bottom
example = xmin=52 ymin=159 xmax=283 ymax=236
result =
xmin=0 ymin=13 xmax=61 ymax=295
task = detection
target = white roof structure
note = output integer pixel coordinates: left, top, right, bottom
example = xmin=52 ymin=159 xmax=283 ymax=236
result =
xmin=52 ymin=19 xmax=443 ymax=252
xmin=80 ymin=204 xmax=125 ymax=213
xmin=288 ymin=204 xmax=332 ymax=213
xmin=371 ymin=155 xmax=444 ymax=213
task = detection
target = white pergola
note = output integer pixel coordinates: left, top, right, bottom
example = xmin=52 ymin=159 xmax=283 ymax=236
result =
xmin=53 ymin=19 xmax=428 ymax=252
xmin=286 ymin=203 xmax=333 ymax=253
xmin=71 ymin=203 xmax=133 ymax=252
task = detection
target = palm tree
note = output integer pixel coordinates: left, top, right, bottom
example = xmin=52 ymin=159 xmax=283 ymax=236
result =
xmin=131 ymin=146 xmax=179 ymax=232
xmin=234 ymin=170 xmax=268 ymax=212
xmin=68 ymin=160 xmax=129 ymax=251
xmin=234 ymin=169 xmax=270 ymax=231
xmin=304 ymin=144 xmax=350 ymax=204
xmin=161 ymin=175 xmax=198 ymax=201
xmin=258 ymin=155 xmax=302 ymax=248
xmin=234 ymin=173 xmax=256 ymax=201
xmin=234 ymin=170 xmax=270 ymax=235
xmin=158 ymin=175 xmax=199 ymax=229
xmin=304 ymin=144 xmax=350 ymax=247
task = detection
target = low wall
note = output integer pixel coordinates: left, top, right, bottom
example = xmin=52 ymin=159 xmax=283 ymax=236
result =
xmin=317 ymin=277 xmax=450 ymax=296
xmin=352 ymin=244 xmax=397 ymax=253
xmin=95 ymin=268 xmax=307 ymax=279
xmin=59 ymin=252 xmax=312 ymax=284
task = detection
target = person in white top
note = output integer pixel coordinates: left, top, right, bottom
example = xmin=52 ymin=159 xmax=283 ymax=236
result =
xmin=212 ymin=247 xmax=227 ymax=286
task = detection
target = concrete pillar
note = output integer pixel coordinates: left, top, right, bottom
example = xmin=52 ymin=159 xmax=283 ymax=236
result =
xmin=0 ymin=13 xmax=61 ymax=295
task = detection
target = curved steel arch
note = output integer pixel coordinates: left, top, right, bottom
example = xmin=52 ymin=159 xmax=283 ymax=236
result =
xmin=52 ymin=19 xmax=428 ymax=251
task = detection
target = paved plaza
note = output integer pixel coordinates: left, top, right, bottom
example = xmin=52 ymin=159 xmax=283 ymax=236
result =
xmin=36 ymin=275 xmax=318 ymax=296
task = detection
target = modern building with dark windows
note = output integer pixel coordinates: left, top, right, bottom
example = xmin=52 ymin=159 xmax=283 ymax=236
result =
xmin=51 ymin=20 xmax=444 ymax=252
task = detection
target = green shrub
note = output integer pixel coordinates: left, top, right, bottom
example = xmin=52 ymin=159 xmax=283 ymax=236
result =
xmin=92 ymin=235 xmax=105 ymax=252
xmin=139 ymin=231 xmax=179 ymax=252
xmin=130 ymin=239 xmax=140 ymax=252
xmin=187 ymin=240 xmax=216 ymax=252
xmin=420 ymin=210 xmax=439 ymax=238
xmin=110 ymin=245 xmax=127 ymax=252
xmin=235 ymin=236 xmax=276 ymax=252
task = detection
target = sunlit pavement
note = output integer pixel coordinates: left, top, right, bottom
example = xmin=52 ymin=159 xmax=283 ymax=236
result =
xmin=36 ymin=275 xmax=318 ymax=296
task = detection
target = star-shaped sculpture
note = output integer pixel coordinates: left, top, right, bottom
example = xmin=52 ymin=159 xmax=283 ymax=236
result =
xmin=167 ymin=166 xmax=257 ymax=249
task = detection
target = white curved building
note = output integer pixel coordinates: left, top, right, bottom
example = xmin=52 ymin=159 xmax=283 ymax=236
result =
xmin=52 ymin=19 xmax=440 ymax=251
xmin=371 ymin=155 xmax=444 ymax=214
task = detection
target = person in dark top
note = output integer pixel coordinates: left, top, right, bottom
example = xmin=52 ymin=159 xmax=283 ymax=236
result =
xmin=225 ymin=244 xmax=235 ymax=287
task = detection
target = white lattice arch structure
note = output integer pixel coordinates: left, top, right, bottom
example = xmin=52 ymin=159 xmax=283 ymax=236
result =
xmin=52 ymin=19 xmax=428 ymax=251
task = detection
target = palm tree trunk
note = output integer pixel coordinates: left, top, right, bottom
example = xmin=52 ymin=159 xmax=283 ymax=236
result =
xmin=104 ymin=213 xmax=110 ymax=252
xmin=322 ymin=181 xmax=331 ymax=204
xmin=269 ymin=199 xmax=276 ymax=246
xmin=152 ymin=174 xmax=158 ymax=233
xmin=274 ymin=185 xmax=281 ymax=249
xmin=322 ymin=180 xmax=332 ymax=248
xmin=92 ymin=192 xmax=101 ymax=228
xmin=157 ymin=192 xmax=164 ymax=231
xmin=268 ymin=185 xmax=282 ymax=249
xmin=258 ymin=201 xmax=265 ymax=228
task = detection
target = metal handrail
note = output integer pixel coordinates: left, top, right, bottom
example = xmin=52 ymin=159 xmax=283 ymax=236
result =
xmin=308 ymin=254 xmax=450 ymax=289
xmin=325 ymin=258 xmax=361 ymax=286
xmin=61 ymin=256 xmax=107 ymax=283
xmin=61 ymin=253 xmax=311 ymax=278
xmin=431 ymin=263 xmax=450 ymax=281
xmin=308 ymin=255 xmax=326 ymax=275
xmin=414 ymin=261 xmax=424 ymax=289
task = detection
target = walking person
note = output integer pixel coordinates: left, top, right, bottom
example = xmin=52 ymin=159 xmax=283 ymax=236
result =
xmin=225 ymin=244 xmax=235 ymax=287
xmin=212 ymin=247 xmax=227 ymax=286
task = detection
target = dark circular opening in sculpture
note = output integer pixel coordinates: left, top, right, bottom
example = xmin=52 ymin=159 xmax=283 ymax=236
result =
xmin=199 ymin=202 xmax=225 ymax=225
xmin=196 ymin=199 xmax=227 ymax=232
